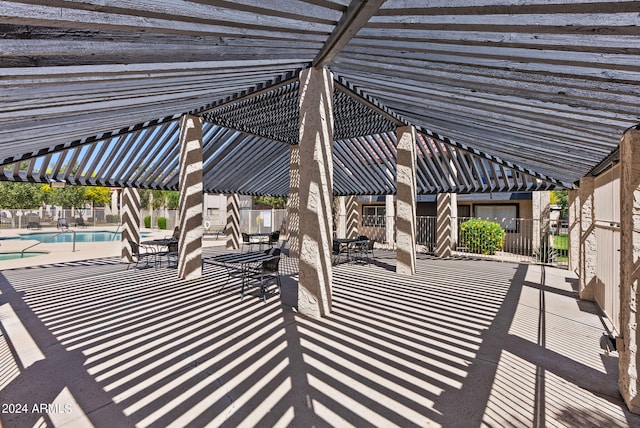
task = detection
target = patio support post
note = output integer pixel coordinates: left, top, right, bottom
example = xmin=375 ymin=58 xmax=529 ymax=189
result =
xmin=346 ymin=196 xmax=359 ymax=239
xmin=385 ymin=194 xmax=395 ymax=247
xmin=532 ymin=191 xmax=551 ymax=255
xmin=568 ymin=189 xmax=580 ymax=273
xmin=297 ymin=67 xmax=334 ymax=318
xmin=177 ymin=114 xmax=203 ymax=280
xmin=121 ymin=187 xmax=140 ymax=263
xmin=578 ymin=177 xmax=596 ymax=301
xmin=336 ymin=196 xmax=346 ymax=239
xmin=396 ymin=125 xmax=417 ymax=275
xmin=287 ymin=145 xmax=300 ymax=259
xmin=619 ymin=126 xmax=640 ymax=413
xmin=436 ymin=193 xmax=457 ymax=258
xmin=226 ymin=194 xmax=240 ymax=249
xmin=111 ymin=189 xmax=119 ymax=218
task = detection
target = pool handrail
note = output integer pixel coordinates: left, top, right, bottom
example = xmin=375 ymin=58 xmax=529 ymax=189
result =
xmin=21 ymin=230 xmax=77 ymax=258
xmin=112 ymin=222 xmax=122 ymax=240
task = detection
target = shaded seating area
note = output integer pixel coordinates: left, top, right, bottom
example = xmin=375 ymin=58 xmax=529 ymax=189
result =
xmin=1 ymin=247 xmax=637 ymax=427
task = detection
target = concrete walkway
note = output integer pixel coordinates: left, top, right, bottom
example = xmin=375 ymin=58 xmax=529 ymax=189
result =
xmin=0 ymin=226 xmax=225 ymax=270
xmin=0 ymin=245 xmax=637 ymax=427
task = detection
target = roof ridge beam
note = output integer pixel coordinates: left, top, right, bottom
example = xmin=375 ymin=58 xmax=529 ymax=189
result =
xmin=313 ymin=0 xmax=386 ymax=68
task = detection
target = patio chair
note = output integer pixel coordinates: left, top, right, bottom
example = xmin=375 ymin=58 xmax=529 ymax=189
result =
xmin=57 ymin=218 xmax=69 ymax=230
xmin=161 ymin=240 xmax=178 ymax=268
xmin=355 ymin=236 xmax=375 ymax=264
xmin=127 ymin=239 xmax=157 ymax=270
xmin=27 ymin=221 xmax=41 ymax=230
xmin=332 ymin=240 xmax=349 ymax=265
xmin=268 ymin=230 xmax=280 ymax=247
xmin=243 ymin=248 xmax=282 ymax=302
xmin=75 ymin=217 xmax=88 ymax=228
xmin=241 ymin=232 xmax=262 ymax=252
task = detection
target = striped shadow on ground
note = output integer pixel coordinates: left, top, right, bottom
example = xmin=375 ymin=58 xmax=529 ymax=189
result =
xmin=0 ymin=248 xmax=637 ymax=427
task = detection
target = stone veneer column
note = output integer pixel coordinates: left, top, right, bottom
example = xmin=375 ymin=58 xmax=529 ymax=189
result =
xmin=436 ymin=193 xmax=457 ymax=258
xmin=578 ymin=177 xmax=596 ymax=301
xmin=177 ymin=114 xmax=203 ymax=280
xmin=567 ymin=189 xmax=580 ymax=274
xmin=287 ymin=145 xmax=300 ymax=259
xmin=121 ymin=187 xmax=140 ymax=262
xmin=396 ymin=126 xmax=417 ymax=275
xmin=619 ymin=127 xmax=640 ymax=413
xmin=226 ymin=194 xmax=240 ymax=250
xmin=346 ymin=196 xmax=359 ymax=239
xmin=297 ymin=67 xmax=334 ymax=318
xmin=385 ymin=194 xmax=395 ymax=246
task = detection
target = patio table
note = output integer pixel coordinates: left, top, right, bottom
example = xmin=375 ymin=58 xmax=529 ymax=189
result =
xmin=247 ymin=232 xmax=271 ymax=250
xmin=142 ymin=237 xmax=177 ymax=251
xmin=204 ymin=251 xmax=275 ymax=296
xmin=142 ymin=238 xmax=178 ymax=267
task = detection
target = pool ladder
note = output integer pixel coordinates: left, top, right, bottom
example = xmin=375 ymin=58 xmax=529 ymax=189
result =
xmin=21 ymin=230 xmax=77 ymax=258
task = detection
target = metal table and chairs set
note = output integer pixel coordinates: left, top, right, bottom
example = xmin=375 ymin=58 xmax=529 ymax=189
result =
xmin=241 ymin=231 xmax=279 ymax=252
xmin=204 ymin=248 xmax=282 ymax=302
xmin=127 ymin=237 xmax=179 ymax=270
xmin=332 ymin=235 xmax=374 ymax=265
xmin=205 ymin=230 xmax=283 ymax=302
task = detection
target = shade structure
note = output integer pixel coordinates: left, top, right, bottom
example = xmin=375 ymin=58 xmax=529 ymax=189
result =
xmin=1 ymin=1 xmax=638 ymax=192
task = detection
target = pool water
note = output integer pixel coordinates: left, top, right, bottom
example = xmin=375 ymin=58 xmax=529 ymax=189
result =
xmin=5 ymin=231 xmax=148 ymax=243
xmin=0 ymin=252 xmax=46 ymax=260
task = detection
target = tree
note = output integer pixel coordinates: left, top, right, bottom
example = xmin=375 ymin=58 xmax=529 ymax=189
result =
xmin=252 ymin=196 xmax=287 ymax=208
xmin=50 ymin=186 xmax=88 ymax=219
xmin=164 ymin=191 xmax=179 ymax=209
xmin=550 ymin=190 xmax=568 ymax=218
xmin=0 ymin=182 xmax=46 ymax=209
xmin=84 ymin=186 xmax=111 ymax=206
xmin=139 ymin=189 xmax=166 ymax=210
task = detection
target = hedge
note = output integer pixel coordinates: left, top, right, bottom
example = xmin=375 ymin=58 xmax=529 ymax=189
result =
xmin=459 ymin=218 xmax=505 ymax=255
xmin=157 ymin=217 xmax=167 ymax=230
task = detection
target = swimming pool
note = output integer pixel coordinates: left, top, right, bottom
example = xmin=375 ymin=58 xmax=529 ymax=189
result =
xmin=0 ymin=251 xmax=47 ymax=260
xmin=4 ymin=231 xmax=149 ymax=243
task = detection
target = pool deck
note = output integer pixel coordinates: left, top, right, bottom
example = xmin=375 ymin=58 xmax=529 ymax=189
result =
xmin=0 ymin=226 xmax=225 ymax=270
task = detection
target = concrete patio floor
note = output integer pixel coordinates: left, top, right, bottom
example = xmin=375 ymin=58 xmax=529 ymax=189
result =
xmin=0 ymin=247 xmax=638 ymax=427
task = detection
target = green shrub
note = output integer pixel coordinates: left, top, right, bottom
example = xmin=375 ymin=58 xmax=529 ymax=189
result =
xmin=144 ymin=215 xmax=151 ymax=228
xmin=459 ymin=218 xmax=505 ymax=255
xmin=157 ymin=217 xmax=167 ymax=230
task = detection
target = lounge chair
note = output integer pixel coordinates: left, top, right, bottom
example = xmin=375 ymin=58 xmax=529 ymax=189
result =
xmin=57 ymin=218 xmax=69 ymax=230
xmin=27 ymin=221 xmax=41 ymax=230
xmin=75 ymin=217 xmax=88 ymax=228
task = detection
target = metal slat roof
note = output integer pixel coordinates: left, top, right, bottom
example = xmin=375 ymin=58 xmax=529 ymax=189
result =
xmin=1 ymin=0 xmax=638 ymax=193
